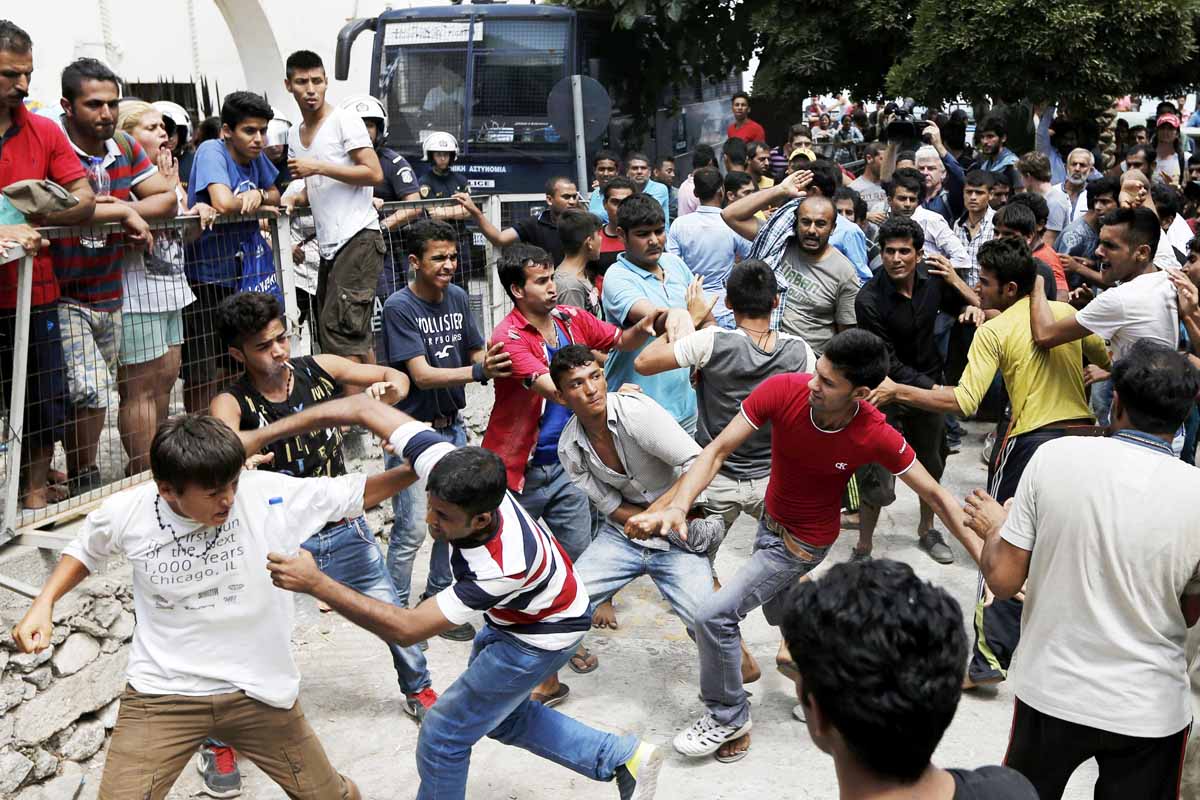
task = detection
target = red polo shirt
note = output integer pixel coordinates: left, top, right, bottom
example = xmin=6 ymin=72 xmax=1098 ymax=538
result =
xmin=482 ymin=305 xmax=620 ymax=492
xmin=0 ymin=102 xmax=87 ymax=308
xmin=727 ymin=119 xmax=766 ymax=143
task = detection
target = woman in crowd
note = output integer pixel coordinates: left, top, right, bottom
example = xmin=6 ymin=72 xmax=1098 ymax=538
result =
xmin=115 ymin=101 xmax=214 ymax=473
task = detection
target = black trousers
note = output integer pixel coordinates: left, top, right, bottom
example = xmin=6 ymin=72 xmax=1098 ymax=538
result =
xmin=1006 ymin=698 xmax=1189 ymax=800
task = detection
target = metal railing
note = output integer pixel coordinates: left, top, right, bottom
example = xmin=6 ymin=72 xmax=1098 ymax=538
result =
xmin=0 ymin=194 xmax=534 ymax=556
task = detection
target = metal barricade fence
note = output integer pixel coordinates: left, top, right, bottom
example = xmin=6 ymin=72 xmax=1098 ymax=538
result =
xmin=0 ymin=195 xmax=538 ymax=549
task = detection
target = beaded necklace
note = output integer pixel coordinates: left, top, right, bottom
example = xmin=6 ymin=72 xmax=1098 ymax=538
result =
xmin=154 ymin=495 xmax=220 ymax=558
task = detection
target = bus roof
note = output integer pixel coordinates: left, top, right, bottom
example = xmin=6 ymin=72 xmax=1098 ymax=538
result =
xmin=378 ymin=4 xmax=580 ymax=23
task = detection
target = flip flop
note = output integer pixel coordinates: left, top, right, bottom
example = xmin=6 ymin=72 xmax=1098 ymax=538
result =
xmin=531 ymin=683 xmax=570 ymax=708
xmin=715 ymin=743 xmax=750 ymax=764
xmin=568 ymin=647 xmax=599 ymax=674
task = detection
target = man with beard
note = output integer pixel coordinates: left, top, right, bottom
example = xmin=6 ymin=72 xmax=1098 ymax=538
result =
xmin=975 ymin=116 xmax=1022 ymax=195
xmin=1049 ymin=148 xmax=1098 ymax=223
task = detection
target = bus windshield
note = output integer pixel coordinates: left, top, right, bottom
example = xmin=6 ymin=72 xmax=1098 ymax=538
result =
xmin=381 ymin=17 xmax=570 ymax=153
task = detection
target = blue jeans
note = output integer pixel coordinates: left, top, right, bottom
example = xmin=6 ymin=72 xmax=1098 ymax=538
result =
xmin=573 ymin=522 xmax=715 ymax=630
xmin=415 ymin=625 xmax=638 ymax=799
xmin=302 ymin=516 xmax=431 ymax=694
xmin=695 ymin=519 xmax=829 ymax=727
xmin=385 ymin=423 xmax=466 ymax=606
xmin=514 ymin=462 xmax=594 ymax=562
xmin=1090 ymin=377 xmax=1114 ymax=426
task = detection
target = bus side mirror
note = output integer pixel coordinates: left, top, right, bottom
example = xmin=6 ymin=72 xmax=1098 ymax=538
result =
xmin=335 ymin=18 xmax=378 ymax=81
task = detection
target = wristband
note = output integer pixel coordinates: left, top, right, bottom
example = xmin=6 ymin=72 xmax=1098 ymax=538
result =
xmin=472 ymin=361 xmax=488 ymax=385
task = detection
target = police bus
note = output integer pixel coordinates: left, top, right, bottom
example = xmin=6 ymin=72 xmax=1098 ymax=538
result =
xmin=335 ymin=2 xmax=741 ymax=195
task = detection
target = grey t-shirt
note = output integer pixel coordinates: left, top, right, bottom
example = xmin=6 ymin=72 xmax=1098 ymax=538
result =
xmin=553 ymin=266 xmax=600 ymax=317
xmin=674 ymin=327 xmax=813 ymax=479
xmin=776 ymin=241 xmax=860 ymax=355
xmin=849 ymin=175 xmax=887 ymax=213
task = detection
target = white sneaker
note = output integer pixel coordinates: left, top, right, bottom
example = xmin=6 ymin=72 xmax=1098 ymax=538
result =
xmin=672 ymin=713 xmax=752 ymax=758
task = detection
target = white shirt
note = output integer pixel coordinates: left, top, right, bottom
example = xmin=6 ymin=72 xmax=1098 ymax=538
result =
xmin=1003 ymin=435 xmax=1200 ymax=738
xmin=1155 ymin=234 xmax=1183 ymax=270
xmin=64 ymin=472 xmax=366 ymax=708
xmin=910 ymin=206 xmax=971 ymax=270
xmin=1165 ymin=213 xmax=1194 ymax=257
xmin=1074 ymin=269 xmax=1179 ymax=360
xmin=287 ymin=107 xmax=380 ymax=258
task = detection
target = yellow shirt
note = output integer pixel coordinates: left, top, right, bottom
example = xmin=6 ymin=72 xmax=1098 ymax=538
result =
xmin=757 ymin=176 xmax=776 ymax=190
xmin=953 ymin=297 xmax=1111 ymax=437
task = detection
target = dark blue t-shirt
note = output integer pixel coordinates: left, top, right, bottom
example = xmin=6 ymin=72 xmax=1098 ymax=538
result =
xmin=185 ymin=139 xmax=278 ymax=286
xmin=532 ymin=320 xmax=572 ymax=465
xmin=383 ymin=283 xmax=484 ymax=422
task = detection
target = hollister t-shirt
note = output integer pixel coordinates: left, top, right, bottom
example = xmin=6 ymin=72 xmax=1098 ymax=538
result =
xmin=382 ymin=284 xmax=484 ymax=422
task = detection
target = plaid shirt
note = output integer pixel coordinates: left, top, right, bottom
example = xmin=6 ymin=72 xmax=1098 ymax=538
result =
xmin=952 ymin=206 xmax=996 ymax=288
xmin=747 ymin=197 xmax=803 ymax=330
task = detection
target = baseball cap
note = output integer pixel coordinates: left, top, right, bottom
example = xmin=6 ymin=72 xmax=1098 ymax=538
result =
xmin=1157 ymin=113 xmax=1182 ymax=129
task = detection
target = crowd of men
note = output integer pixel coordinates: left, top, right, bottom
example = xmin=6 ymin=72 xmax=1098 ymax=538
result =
xmin=4 ymin=15 xmax=1200 ymax=800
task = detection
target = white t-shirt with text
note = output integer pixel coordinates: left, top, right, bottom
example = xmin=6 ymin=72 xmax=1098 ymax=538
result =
xmin=287 ymin=107 xmax=380 ymax=258
xmin=63 ymin=471 xmax=365 ymax=708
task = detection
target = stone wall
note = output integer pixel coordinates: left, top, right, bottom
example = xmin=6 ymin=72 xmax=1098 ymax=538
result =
xmin=0 ymin=575 xmax=133 ymax=799
xmin=0 ymin=383 xmax=494 ymax=798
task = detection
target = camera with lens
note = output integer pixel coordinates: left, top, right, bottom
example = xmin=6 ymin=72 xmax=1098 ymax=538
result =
xmin=883 ymin=99 xmax=921 ymax=144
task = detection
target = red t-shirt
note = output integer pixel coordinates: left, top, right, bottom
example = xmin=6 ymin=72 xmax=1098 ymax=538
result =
xmin=727 ymin=119 xmax=767 ymax=143
xmin=596 ymin=226 xmax=625 ymax=278
xmin=0 ymin=102 xmax=87 ymax=308
xmin=741 ymin=373 xmax=916 ymax=547
xmin=1033 ymin=243 xmax=1069 ymax=296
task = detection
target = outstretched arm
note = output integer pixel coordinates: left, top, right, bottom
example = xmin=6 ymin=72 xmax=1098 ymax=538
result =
xmin=268 ymin=549 xmax=456 ymax=646
xmin=625 ymin=413 xmax=756 ymax=538
xmin=247 ymin=394 xmax=415 ymax=455
xmin=11 ymin=556 xmax=91 ymax=653
xmin=899 ymin=462 xmax=981 ymax=565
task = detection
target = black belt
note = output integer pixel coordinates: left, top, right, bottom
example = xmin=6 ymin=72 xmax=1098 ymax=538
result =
xmin=429 ymin=415 xmax=459 ymax=431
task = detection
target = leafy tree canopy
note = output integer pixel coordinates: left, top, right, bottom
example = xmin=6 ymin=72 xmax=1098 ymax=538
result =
xmin=560 ymin=0 xmax=1200 ymax=119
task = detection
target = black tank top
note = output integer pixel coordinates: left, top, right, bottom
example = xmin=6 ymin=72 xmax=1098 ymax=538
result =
xmin=228 ymin=356 xmax=346 ymax=478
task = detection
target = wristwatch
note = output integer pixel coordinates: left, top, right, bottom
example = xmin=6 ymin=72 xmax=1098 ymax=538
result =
xmin=472 ymin=361 xmax=489 ymax=385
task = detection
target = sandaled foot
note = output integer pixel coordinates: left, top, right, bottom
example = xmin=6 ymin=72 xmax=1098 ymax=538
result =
xmin=715 ymin=732 xmax=751 ymax=764
xmin=962 ymin=673 xmax=1004 ymax=691
xmin=568 ymin=646 xmax=599 ymax=674
xmin=592 ymin=599 xmax=619 ymax=629
xmin=850 ymin=546 xmax=872 ymax=562
xmin=530 ymin=683 xmax=570 ymax=708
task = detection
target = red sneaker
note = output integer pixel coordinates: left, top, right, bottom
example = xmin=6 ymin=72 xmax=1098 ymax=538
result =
xmin=404 ymin=687 xmax=439 ymax=723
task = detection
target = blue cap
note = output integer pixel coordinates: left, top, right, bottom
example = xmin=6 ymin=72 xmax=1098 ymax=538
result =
xmin=269 ymin=497 xmax=283 ymax=505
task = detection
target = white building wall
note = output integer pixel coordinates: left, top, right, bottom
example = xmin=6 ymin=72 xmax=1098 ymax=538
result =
xmin=16 ymin=0 xmax=454 ymax=115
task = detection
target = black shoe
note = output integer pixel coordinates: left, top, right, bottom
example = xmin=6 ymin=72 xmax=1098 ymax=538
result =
xmin=918 ymin=530 xmax=955 ymax=564
xmin=439 ymin=621 xmax=476 ymax=642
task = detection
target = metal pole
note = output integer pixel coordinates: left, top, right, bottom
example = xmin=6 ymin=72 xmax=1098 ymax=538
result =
xmin=483 ymin=195 xmax=508 ymax=331
xmin=2 ymin=252 xmax=34 ymax=546
xmin=270 ymin=213 xmax=304 ymax=356
xmin=571 ymin=75 xmax=588 ymax=197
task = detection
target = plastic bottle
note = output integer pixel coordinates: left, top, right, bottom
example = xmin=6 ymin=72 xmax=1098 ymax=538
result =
xmin=81 ymin=156 xmax=111 ymax=249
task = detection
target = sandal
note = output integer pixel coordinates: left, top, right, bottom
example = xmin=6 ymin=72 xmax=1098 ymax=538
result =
xmin=568 ymin=647 xmax=599 ymax=674
xmin=776 ymin=659 xmax=800 ymax=682
xmin=714 ymin=737 xmax=751 ymax=764
xmin=531 ymin=683 xmax=570 ymax=708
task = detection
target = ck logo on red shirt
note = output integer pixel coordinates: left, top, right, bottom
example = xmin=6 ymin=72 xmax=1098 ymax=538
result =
xmin=835 ymin=462 xmax=848 ymax=470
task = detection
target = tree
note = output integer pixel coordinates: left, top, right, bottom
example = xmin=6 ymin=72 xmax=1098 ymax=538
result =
xmin=888 ymin=0 xmax=1200 ymax=118
xmin=561 ymin=0 xmax=1200 ymax=125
